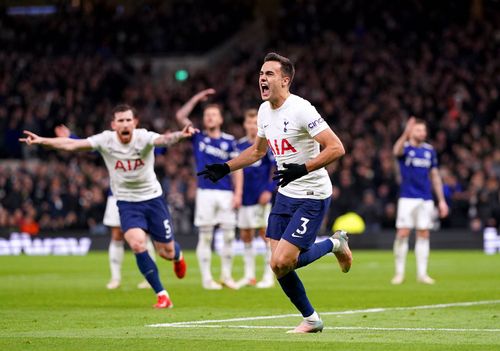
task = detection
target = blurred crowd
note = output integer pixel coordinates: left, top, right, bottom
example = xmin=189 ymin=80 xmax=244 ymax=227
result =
xmin=1 ymin=1 xmax=499 ymax=235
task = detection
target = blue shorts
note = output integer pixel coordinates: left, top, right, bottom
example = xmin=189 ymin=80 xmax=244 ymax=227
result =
xmin=266 ymin=193 xmax=331 ymax=250
xmin=117 ymin=196 xmax=175 ymax=243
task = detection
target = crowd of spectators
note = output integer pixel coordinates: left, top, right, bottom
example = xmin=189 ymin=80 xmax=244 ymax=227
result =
xmin=1 ymin=1 xmax=499 ymax=236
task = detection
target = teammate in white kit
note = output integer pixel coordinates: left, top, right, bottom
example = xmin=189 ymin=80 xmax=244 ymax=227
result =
xmin=20 ymin=105 xmax=193 ymax=308
xmin=54 ymin=124 xmax=155 ymax=290
xmin=236 ymin=109 xmax=275 ymax=289
xmin=198 ymin=53 xmax=352 ymax=333
xmin=392 ymin=117 xmax=449 ymax=285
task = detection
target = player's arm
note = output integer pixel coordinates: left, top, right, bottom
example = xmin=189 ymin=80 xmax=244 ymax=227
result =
xmin=19 ymin=130 xmax=92 ymax=151
xmin=393 ymin=117 xmax=416 ymax=157
xmin=305 ymin=128 xmax=345 ymax=172
xmin=197 ymin=136 xmax=268 ymax=182
xmin=175 ymin=88 xmax=216 ymax=127
xmin=273 ymin=128 xmax=345 ymax=187
xmin=430 ymin=168 xmax=449 ymax=218
xmin=153 ymin=124 xmax=199 ymax=147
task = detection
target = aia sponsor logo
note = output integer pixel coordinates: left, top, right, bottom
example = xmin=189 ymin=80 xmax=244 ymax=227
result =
xmin=114 ymin=159 xmax=145 ymax=171
xmin=267 ymin=138 xmax=297 ymax=155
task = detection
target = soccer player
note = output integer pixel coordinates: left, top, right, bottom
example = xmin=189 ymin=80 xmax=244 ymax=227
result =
xmin=392 ymin=117 xmax=449 ymax=285
xmin=176 ymin=90 xmax=243 ymax=290
xmin=236 ymin=108 xmax=275 ymax=289
xmin=54 ymin=125 xmax=156 ymax=290
xmin=197 ymin=53 xmax=352 ymax=333
xmin=20 ymin=105 xmax=192 ymax=308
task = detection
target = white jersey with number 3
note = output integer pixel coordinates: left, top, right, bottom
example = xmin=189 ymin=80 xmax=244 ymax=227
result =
xmin=87 ymin=129 xmax=163 ymax=202
xmin=257 ymin=94 xmax=332 ymax=200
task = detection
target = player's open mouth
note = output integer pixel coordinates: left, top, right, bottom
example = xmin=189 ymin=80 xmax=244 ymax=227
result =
xmin=121 ymin=131 xmax=130 ymax=136
xmin=261 ymin=84 xmax=269 ymax=96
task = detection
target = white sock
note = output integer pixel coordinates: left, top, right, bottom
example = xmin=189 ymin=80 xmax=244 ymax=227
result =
xmin=146 ymin=237 xmax=156 ymax=262
xmin=393 ymin=236 xmax=409 ymax=277
xmin=415 ymin=237 xmax=430 ymax=278
xmin=243 ymin=242 xmax=256 ymax=280
xmin=196 ymin=226 xmax=214 ymax=282
xmin=220 ymin=225 xmax=235 ymax=281
xmin=329 ymin=237 xmax=340 ymax=251
xmin=262 ymin=242 xmax=273 ymax=281
xmin=108 ymin=239 xmax=124 ymax=282
xmin=305 ymin=311 xmax=320 ymax=322
xmin=157 ymin=290 xmax=169 ymax=297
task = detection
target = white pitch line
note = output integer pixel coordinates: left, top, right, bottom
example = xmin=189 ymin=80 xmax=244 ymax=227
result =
xmin=149 ymin=324 xmax=500 ymax=332
xmin=147 ymin=299 xmax=500 ymax=328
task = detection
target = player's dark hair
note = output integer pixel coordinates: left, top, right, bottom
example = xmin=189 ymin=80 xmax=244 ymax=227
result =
xmin=204 ymin=103 xmax=223 ymax=115
xmin=244 ymin=108 xmax=258 ymax=120
xmin=111 ymin=104 xmax=137 ymax=120
xmin=264 ymin=52 xmax=295 ymax=86
xmin=413 ymin=118 xmax=427 ymax=126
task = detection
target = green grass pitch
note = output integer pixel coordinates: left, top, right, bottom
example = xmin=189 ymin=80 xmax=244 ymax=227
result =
xmin=1 ymin=250 xmax=499 ymax=350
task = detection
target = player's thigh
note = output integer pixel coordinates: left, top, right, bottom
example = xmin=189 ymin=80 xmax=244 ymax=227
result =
xmin=238 ymin=203 xmax=269 ymax=229
xmin=103 ymin=195 xmax=121 ymax=228
xmin=194 ymin=189 xmax=218 ymax=227
xmin=272 ymin=238 xmax=302 ymax=268
xmin=116 ymin=200 xmax=148 ymax=236
xmin=145 ymin=197 xmax=175 ymax=244
xmin=416 ymin=200 xmax=435 ymax=231
xmin=214 ymin=190 xmax=236 ymax=226
xmin=396 ymin=198 xmax=420 ymax=230
xmin=282 ymin=197 xmax=331 ymax=250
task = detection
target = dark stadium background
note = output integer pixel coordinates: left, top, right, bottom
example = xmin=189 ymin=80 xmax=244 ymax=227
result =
xmin=0 ymin=0 xmax=499 ymax=251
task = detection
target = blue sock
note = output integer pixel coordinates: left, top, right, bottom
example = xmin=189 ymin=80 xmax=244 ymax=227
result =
xmin=173 ymin=241 xmax=181 ymax=261
xmin=277 ymin=271 xmax=314 ymax=317
xmin=296 ymin=239 xmax=333 ymax=269
xmin=135 ymin=251 xmax=164 ymax=293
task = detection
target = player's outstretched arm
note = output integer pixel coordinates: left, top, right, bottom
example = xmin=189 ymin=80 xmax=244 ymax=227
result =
xmin=19 ymin=130 xmax=92 ymax=151
xmin=154 ymin=124 xmax=199 ymax=147
xmin=197 ymin=136 xmax=268 ymax=183
xmin=175 ymin=88 xmax=216 ymax=127
xmin=430 ymin=168 xmax=449 ymax=218
xmin=393 ymin=117 xmax=416 ymax=157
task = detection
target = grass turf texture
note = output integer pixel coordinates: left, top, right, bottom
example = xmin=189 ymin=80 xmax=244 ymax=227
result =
xmin=0 ymin=250 xmax=499 ymax=351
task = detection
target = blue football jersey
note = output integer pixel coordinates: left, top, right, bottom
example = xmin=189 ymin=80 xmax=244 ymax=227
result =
xmin=237 ymin=137 xmax=276 ymax=206
xmin=397 ymin=142 xmax=438 ymax=200
xmin=193 ymin=131 xmax=239 ymax=191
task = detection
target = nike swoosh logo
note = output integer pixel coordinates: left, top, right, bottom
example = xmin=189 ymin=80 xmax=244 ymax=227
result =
xmin=263 ymin=125 xmax=269 ymax=128
xmin=291 ymin=233 xmax=303 ymax=238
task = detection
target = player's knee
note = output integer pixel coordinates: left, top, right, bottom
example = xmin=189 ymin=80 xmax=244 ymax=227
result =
xmin=128 ymin=240 xmax=147 ymax=253
xmin=271 ymin=255 xmax=295 ymax=277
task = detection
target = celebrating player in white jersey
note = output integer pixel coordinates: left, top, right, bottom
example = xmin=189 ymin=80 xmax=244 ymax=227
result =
xmin=198 ymin=53 xmax=352 ymax=333
xmin=392 ymin=117 xmax=449 ymax=285
xmin=176 ymin=91 xmax=243 ymax=290
xmin=20 ymin=105 xmax=195 ymax=308
xmin=54 ymin=124 xmax=156 ymax=290
xmin=236 ymin=109 xmax=276 ymax=289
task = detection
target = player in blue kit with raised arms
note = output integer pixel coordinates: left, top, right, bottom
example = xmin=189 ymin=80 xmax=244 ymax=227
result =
xmin=236 ymin=108 xmax=276 ymax=289
xmin=198 ymin=53 xmax=352 ymax=333
xmin=392 ymin=117 xmax=449 ymax=285
xmin=20 ymin=105 xmax=193 ymax=308
xmin=176 ymin=91 xmax=243 ymax=290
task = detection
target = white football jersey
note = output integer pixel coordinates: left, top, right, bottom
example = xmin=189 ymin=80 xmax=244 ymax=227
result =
xmin=257 ymin=94 xmax=332 ymax=200
xmin=87 ymin=129 xmax=163 ymax=202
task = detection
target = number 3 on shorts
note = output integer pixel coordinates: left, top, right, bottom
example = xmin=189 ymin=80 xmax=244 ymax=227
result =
xmin=296 ymin=217 xmax=310 ymax=236
xmin=163 ymin=219 xmax=172 ymax=239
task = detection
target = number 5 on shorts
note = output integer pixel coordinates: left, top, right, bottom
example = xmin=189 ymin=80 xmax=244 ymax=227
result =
xmin=163 ymin=219 xmax=172 ymax=239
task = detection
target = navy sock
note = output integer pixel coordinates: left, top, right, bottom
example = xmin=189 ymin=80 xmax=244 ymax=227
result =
xmin=296 ymin=239 xmax=333 ymax=269
xmin=135 ymin=251 xmax=164 ymax=293
xmin=277 ymin=271 xmax=314 ymax=317
xmin=173 ymin=241 xmax=181 ymax=261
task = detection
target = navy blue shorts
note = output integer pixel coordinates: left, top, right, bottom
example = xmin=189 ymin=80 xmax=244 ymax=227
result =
xmin=117 ymin=196 xmax=175 ymax=243
xmin=266 ymin=192 xmax=331 ymax=250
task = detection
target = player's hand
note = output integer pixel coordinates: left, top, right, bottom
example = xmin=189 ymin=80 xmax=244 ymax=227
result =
xmin=181 ymin=124 xmax=199 ymax=138
xmin=438 ymin=200 xmax=449 ymax=218
xmin=193 ymin=88 xmax=216 ymax=102
xmin=19 ymin=130 xmax=42 ymax=145
xmin=54 ymin=124 xmax=71 ymax=138
xmin=404 ymin=116 xmax=416 ymax=137
xmin=197 ymin=163 xmax=230 ymax=183
xmin=273 ymin=163 xmax=308 ymax=187
xmin=232 ymin=192 xmax=242 ymax=209
xmin=258 ymin=190 xmax=272 ymax=205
